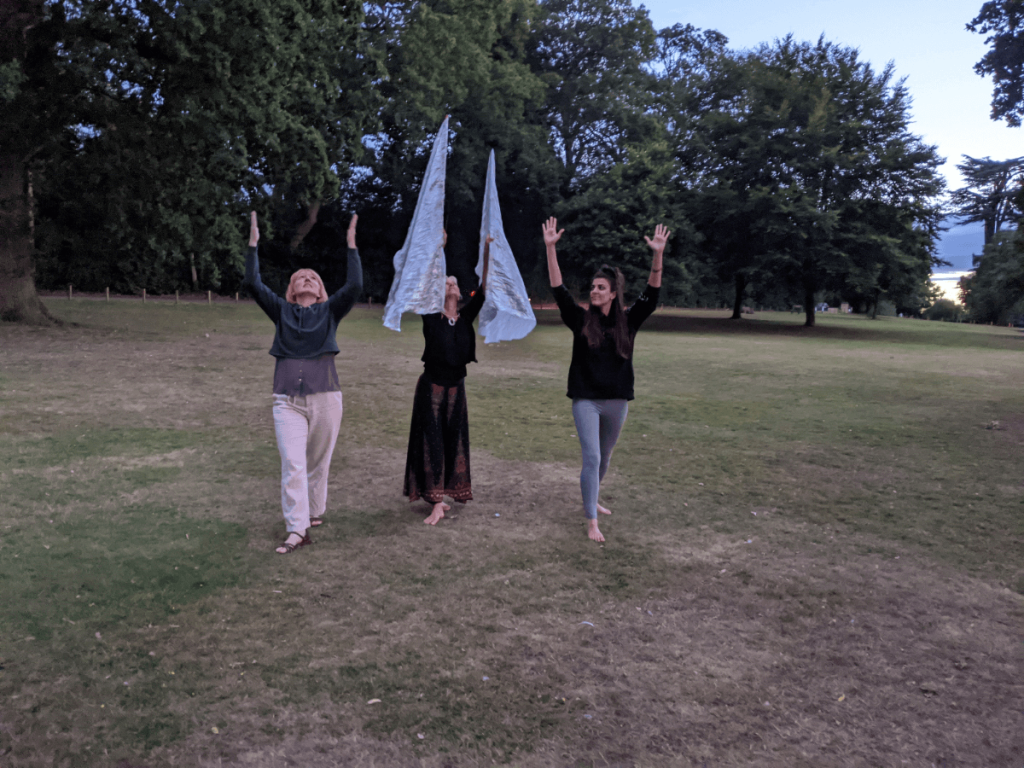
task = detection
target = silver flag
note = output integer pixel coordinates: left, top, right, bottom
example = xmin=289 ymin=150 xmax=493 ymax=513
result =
xmin=383 ymin=117 xmax=449 ymax=332
xmin=475 ymin=150 xmax=537 ymax=343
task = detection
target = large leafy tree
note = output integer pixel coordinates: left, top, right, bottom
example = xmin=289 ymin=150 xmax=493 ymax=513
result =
xmin=680 ymin=37 xmax=945 ymax=325
xmin=1 ymin=0 xmax=376 ymax=321
xmin=527 ymin=0 xmax=658 ymax=195
xmin=968 ymin=0 xmax=1024 ymax=126
xmin=948 ymin=155 xmax=1024 ymax=245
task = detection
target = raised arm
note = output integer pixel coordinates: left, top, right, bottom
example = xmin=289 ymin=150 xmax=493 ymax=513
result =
xmin=329 ymin=214 xmax=364 ymax=320
xmin=480 ymin=235 xmax=493 ymax=292
xmin=242 ymin=211 xmax=283 ymax=321
xmin=543 ymin=217 xmax=564 ymax=288
xmin=643 ymin=224 xmax=670 ymax=289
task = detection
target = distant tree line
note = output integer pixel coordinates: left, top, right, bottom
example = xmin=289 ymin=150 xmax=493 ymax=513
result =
xmin=2 ymin=0 xmax=953 ymax=325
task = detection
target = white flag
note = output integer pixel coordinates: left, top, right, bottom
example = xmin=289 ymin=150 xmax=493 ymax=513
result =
xmin=383 ymin=117 xmax=449 ymax=332
xmin=475 ymin=150 xmax=537 ymax=343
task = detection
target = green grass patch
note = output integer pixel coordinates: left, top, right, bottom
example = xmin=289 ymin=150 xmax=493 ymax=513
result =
xmin=0 ymin=301 xmax=1021 ymax=766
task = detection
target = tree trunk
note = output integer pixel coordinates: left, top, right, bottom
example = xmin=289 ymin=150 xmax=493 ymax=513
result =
xmin=0 ymin=151 xmax=54 ymax=324
xmin=730 ymin=272 xmax=746 ymax=319
xmin=870 ymin=289 xmax=880 ymax=319
xmin=289 ymin=201 xmax=321 ymax=253
xmin=803 ymin=282 xmax=815 ymax=327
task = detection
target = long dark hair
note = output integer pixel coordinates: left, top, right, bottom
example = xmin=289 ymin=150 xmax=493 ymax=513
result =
xmin=581 ymin=265 xmax=631 ymax=358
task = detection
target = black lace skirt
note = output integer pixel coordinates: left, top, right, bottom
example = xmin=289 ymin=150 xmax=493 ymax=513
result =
xmin=403 ymin=374 xmax=473 ymax=503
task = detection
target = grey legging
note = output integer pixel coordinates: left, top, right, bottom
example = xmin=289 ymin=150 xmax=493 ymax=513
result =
xmin=572 ymin=398 xmax=629 ymax=519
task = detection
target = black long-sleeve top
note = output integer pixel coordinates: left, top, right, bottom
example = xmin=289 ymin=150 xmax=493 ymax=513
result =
xmin=553 ymin=283 xmax=659 ymax=401
xmin=242 ymin=245 xmax=363 ymax=358
xmin=242 ymin=245 xmax=363 ymax=395
xmin=420 ymin=289 xmax=486 ymax=386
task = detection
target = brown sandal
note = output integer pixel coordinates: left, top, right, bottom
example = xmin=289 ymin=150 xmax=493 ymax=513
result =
xmin=275 ymin=531 xmax=312 ymax=554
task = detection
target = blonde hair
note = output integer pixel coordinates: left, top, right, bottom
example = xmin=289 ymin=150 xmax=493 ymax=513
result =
xmin=285 ymin=269 xmax=328 ymax=304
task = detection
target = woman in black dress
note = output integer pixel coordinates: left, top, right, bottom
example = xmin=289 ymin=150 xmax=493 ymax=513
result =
xmin=403 ymin=235 xmax=492 ymax=524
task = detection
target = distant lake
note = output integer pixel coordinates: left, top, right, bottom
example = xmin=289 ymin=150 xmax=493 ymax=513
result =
xmin=934 ymin=218 xmax=983 ymax=273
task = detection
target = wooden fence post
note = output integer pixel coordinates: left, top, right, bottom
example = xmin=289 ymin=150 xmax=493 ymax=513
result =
xmin=68 ymin=284 xmax=72 ymax=299
xmin=105 ymin=287 xmax=109 ymax=301
xmin=143 ymin=288 xmax=146 ymax=303
xmin=235 ymin=292 xmax=239 ymax=302
xmin=175 ymin=290 xmax=179 ymax=304
xmin=207 ymin=290 xmax=211 ymax=305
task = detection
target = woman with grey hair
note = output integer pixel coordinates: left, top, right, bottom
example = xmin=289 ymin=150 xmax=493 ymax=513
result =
xmin=242 ymin=211 xmax=363 ymax=554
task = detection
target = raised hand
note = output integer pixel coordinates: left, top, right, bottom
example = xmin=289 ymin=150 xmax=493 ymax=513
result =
xmin=542 ymin=217 xmax=564 ymax=246
xmin=644 ymin=223 xmax=671 ymax=253
xmin=249 ymin=211 xmax=259 ymax=247
xmin=347 ymin=214 xmax=358 ymax=250
xmin=481 ymin=235 xmax=494 ymax=291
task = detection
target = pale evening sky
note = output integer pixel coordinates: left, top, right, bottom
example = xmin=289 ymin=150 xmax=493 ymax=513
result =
xmin=640 ymin=0 xmax=1021 ymax=191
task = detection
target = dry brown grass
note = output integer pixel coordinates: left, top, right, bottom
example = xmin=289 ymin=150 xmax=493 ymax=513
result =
xmin=0 ymin=302 xmax=1021 ymax=767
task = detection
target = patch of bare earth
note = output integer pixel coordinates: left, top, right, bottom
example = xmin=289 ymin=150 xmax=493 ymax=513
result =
xmin=148 ymin=445 xmax=1023 ymax=768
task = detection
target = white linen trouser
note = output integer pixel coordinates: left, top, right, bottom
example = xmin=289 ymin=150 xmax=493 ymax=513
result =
xmin=272 ymin=391 xmax=343 ymax=533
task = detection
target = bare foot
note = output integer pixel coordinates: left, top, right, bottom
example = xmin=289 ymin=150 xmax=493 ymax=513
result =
xmin=425 ymin=502 xmax=450 ymax=525
xmin=596 ymin=502 xmax=612 ymax=515
xmin=587 ymin=519 xmax=605 ymax=543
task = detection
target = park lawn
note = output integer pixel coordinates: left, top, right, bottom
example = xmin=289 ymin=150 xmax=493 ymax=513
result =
xmin=0 ymin=300 xmax=1021 ymax=767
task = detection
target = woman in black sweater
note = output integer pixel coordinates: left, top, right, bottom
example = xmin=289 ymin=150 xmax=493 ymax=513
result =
xmin=242 ymin=211 xmax=363 ymax=554
xmin=403 ymin=235 xmax=492 ymax=524
xmin=542 ymin=217 xmax=670 ymax=542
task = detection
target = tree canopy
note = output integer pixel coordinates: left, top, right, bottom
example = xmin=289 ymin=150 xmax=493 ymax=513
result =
xmin=2 ymin=0 xmax=377 ymax=317
xmin=948 ymin=155 xmax=1024 ymax=244
xmin=2 ymin=0 xmax=950 ymax=325
xmin=969 ymin=0 xmax=1024 ymax=126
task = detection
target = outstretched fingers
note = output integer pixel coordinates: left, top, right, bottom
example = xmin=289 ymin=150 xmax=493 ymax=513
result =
xmin=542 ymin=217 xmax=564 ymax=245
xmin=644 ymin=223 xmax=671 ymax=251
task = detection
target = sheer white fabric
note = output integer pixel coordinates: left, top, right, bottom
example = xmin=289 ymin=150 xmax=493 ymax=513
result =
xmin=383 ymin=117 xmax=449 ymax=332
xmin=475 ymin=150 xmax=537 ymax=343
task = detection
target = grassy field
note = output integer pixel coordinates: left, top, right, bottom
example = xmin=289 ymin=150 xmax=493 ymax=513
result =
xmin=1 ymin=299 xmax=1022 ymax=767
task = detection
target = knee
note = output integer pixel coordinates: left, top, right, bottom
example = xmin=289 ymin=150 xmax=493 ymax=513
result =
xmin=281 ymin=457 xmax=306 ymax=477
xmin=580 ymin=446 xmax=601 ymax=473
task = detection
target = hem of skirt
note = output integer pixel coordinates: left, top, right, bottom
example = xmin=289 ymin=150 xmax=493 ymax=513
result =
xmin=408 ymin=489 xmax=473 ymax=503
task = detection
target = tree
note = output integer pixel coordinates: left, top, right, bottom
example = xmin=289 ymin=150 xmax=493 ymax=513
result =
xmin=551 ymin=139 xmax=698 ymax=305
xmin=679 ymin=37 xmax=945 ymax=326
xmin=961 ymin=230 xmax=1024 ymax=323
xmin=1 ymin=0 xmax=49 ymax=322
xmin=968 ymin=0 xmax=1024 ymax=126
xmin=2 ymin=0 xmax=377 ymax=321
xmin=948 ymin=155 xmax=1024 ymax=245
xmin=527 ymin=0 xmax=658 ymax=195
